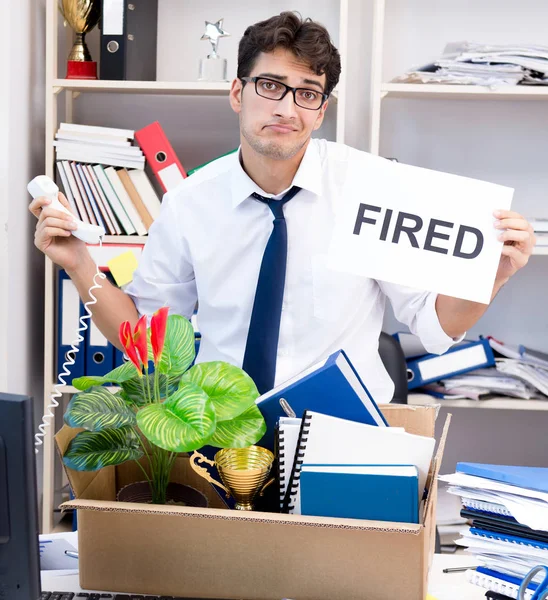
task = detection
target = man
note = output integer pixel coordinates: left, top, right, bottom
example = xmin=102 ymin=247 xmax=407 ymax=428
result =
xmin=30 ymin=12 xmax=535 ymax=402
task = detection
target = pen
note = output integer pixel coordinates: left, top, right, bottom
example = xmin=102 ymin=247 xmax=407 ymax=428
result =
xmin=443 ymin=566 xmax=477 ymax=573
xmin=64 ymin=550 xmax=79 ymax=559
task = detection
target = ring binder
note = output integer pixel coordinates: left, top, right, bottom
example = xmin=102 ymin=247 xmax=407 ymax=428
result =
xmin=463 ymin=499 xmax=512 ymax=517
xmin=283 ymin=412 xmax=312 ymax=513
xmin=467 ymin=567 xmax=537 ymax=600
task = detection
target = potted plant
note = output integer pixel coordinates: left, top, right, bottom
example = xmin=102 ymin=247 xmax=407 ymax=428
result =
xmin=62 ymin=307 xmax=266 ymax=505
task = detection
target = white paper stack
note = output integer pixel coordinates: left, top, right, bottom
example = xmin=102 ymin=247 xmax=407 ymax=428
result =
xmin=394 ymin=41 xmax=548 ymax=86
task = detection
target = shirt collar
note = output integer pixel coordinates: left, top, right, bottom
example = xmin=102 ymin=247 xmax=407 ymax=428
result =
xmin=231 ymin=139 xmax=323 ymax=208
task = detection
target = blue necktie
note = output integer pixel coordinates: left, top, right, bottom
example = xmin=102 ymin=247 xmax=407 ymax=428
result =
xmin=242 ymin=186 xmax=302 ymax=394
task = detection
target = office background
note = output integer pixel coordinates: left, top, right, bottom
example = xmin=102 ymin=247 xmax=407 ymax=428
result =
xmin=1 ymin=0 xmax=547 ymax=501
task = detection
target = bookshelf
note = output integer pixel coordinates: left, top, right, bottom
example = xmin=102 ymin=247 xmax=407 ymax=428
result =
xmin=409 ymin=393 xmax=548 ymax=412
xmin=53 ymin=78 xmax=340 ymax=99
xmin=41 ymin=0 xmax=350 ymax=533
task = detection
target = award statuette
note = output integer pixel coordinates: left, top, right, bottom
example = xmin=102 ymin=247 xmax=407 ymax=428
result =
xmin=190 ymin=446 xmax=275 ymax=511
xmin=59 ymin=0 xmax=101 ymax=80
xmin=198 ymin=19 xmax=230 ymax=82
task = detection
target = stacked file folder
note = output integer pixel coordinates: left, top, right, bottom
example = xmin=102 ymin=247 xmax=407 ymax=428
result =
xmin=439 ymin=463 xmax=548 ymax=598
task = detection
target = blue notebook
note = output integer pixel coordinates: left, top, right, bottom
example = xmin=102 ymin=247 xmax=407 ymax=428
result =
xmin=256 ymin=349 xmax=387 ymax=451
xmin=457 ymin=462 xmax=548 ymax=494
xmin=299 ymin=464 xmax=419 ymax=523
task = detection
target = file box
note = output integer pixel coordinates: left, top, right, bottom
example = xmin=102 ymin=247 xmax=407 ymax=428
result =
xmin=57 ymin=404 xmax=450 ymax=600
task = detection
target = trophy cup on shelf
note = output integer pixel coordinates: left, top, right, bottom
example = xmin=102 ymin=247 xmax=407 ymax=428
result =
xmin=198 ymin=18 xmax=230 ymax=82
xmin=190 ymin=446 xmax=275 ymax=511
xmin=59 ymin=0 xmax=100 ymax=80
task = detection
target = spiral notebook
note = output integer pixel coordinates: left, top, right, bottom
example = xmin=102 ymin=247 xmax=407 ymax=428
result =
xmin=283 ymin=410 xmax=435 ymax=514
xmin=462 ymin=499 xmax=513 ymax=517
xmin=467 ymin=567 xmax=537 ymax=600
xmin=276 ymin=417 xmax=302 ymax=510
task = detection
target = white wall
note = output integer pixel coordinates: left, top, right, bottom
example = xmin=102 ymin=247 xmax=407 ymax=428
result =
xmin=1 ymin=0 xmax=46 ymax=413
xmin=0 ymin=1 xmax=10 ymax=390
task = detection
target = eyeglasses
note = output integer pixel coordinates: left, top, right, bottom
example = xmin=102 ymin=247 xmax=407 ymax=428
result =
xmin=240 ymin=76 xmax=328 ymax=110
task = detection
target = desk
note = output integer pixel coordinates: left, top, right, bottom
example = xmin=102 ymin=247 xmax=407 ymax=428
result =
xmin=42 ymin=546 xmax=485 ymax=599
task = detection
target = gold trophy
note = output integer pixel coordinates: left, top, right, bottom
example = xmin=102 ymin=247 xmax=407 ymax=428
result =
xmin=190 ymin=446 xmax=274 ymax=511
xmin=59 ymin=0 xmax=101 ymax=80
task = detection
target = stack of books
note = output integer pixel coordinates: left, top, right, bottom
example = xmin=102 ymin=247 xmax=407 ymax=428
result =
xmin=439 ymin=463 xmax=548 ymax=598
xmin=54 ymin=123 xmax=162 ymax=237
xmin=254 ymin=349 xmax=436 ymax=523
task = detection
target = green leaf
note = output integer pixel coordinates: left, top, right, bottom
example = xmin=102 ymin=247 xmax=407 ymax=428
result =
xmin=72 ymin=361 xmax=138 ymax=390
xmin=136 ymin=382 xmax=215 ymax=453
xmin=154 ymin=314 xmax=195 ymax=377
xmin=64 ymin=387 xmax=136 ymax=431
xmin=63 ymin=427 xmax=143 ymax=471
xmin=206 ymin=404 xmax=266 ymax=449
xmin=120 ymin=372 xmax=179 ymax=407
xmin=181 ymin=361 xmax=259 ymax=422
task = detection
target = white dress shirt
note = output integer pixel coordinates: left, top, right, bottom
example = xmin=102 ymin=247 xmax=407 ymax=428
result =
xmin=126 ymin=139 xmax=459 ymax=403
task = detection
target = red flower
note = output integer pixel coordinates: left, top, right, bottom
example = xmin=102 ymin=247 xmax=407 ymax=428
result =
xmin=151 ymin=307 xmax=169 ymax=366
xmin=119 ymin=320 xmax=142 ymax=376
xmin=133 ymin=315 xmax=149 ymax=367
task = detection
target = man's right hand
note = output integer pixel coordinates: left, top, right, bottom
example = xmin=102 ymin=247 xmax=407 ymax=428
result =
xmin=29 ymin=192 xmax=89 ymax=272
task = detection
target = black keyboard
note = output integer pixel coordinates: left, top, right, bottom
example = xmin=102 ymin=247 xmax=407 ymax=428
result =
xmin=41 ymin=594 xmax=201 ymax=600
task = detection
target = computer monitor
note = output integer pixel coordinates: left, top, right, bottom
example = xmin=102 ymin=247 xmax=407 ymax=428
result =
xmin=0 ymin=392 xmax=41 ymax=599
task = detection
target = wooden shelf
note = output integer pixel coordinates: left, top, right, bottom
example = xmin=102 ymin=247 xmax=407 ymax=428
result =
xmin=52 ymin=79 xmax=339 ymax=101
xmin=96 ymin=236 xmax=148 ymax=245
xmin=409 ymin=393 xmax=548 ymax=411
xmin=381 ymin=83 xmax=548 ymax=101
xmin=54 ymin=384 xmax=120 ymax=394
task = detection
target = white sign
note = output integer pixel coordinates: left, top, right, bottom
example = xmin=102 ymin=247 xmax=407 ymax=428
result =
xmin=327 ymin=159 xmax=514 ymax=304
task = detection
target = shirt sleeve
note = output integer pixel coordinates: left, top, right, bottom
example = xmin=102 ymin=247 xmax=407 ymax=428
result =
xmin=125 ymin=190 xmax=197 ymax=320
xmin=378 ymin=281 xmax=465 ymax=355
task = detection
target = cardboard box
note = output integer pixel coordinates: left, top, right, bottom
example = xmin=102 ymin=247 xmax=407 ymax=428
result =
xmin=57 ymin=405 xmax=450 ymax=600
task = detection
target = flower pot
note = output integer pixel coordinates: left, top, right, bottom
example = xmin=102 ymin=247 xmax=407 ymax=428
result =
xmin=117 ymin=481 xmax=208 ymax=507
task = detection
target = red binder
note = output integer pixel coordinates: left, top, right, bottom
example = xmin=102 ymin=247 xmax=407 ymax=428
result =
xmin=134 ymin=121 xmax=187 ymax=193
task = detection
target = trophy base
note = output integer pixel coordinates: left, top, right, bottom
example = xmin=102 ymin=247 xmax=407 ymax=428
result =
xmin=198 ymin=56 xmax=228 ymax=82
xmin=66 ymin=60 xmax=98 ymax=80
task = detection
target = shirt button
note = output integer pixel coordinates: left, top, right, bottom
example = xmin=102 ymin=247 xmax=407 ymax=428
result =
xmin=279 ymin=348 xmax=289 ymax=357
xmin=281 ymin=302 xmax=287 ymax=311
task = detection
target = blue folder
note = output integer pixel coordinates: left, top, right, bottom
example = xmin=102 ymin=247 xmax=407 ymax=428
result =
xmin=86 ymin=320 xmax=114 ymax=377
xmin=457 ymin=462 xmax=548 ymax=494
xmin=299 ymin=464 xmax=419 ymax=523
xmin=476 ymin=566 xmax=540 ymax=593
xmin=256 ymin=349 xmax=388 ymax=451
xmin=406 ymin=338 xmax=495 ymax=390
xmin=57 ymin=269 xmax=85 ymax=383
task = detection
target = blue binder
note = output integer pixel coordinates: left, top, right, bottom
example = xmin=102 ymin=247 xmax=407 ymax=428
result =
xmin=113 ymin=348 xmax=127 ymax=369
xmin=457 ymin=462 xmax=548 ymax=494
xmin=86 ymin=320 xmax=114 ymax=377
xmin=256 ymin=349 xmax=387 ymax=452
xmin=300 ymin=464 xmax=419 ymax=523
xmin=406 ymin=338 xmax=495 ymax=390
xmin=57 ymin=270 xmax=85 ymax=383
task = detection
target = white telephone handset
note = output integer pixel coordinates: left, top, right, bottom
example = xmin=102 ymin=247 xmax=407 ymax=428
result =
xmin=28 ymin=174 xmax=107 ymax=453
xmin=28 ymin=175 xmax=105 ymax=244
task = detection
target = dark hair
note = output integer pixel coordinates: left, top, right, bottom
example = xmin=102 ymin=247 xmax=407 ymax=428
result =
xmin=237 ymin=11 xmax=341 ymax=97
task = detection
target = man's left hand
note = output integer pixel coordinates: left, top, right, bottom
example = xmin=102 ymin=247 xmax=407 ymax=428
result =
xmin=494 ymin=209 xmax=536 ymax=283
